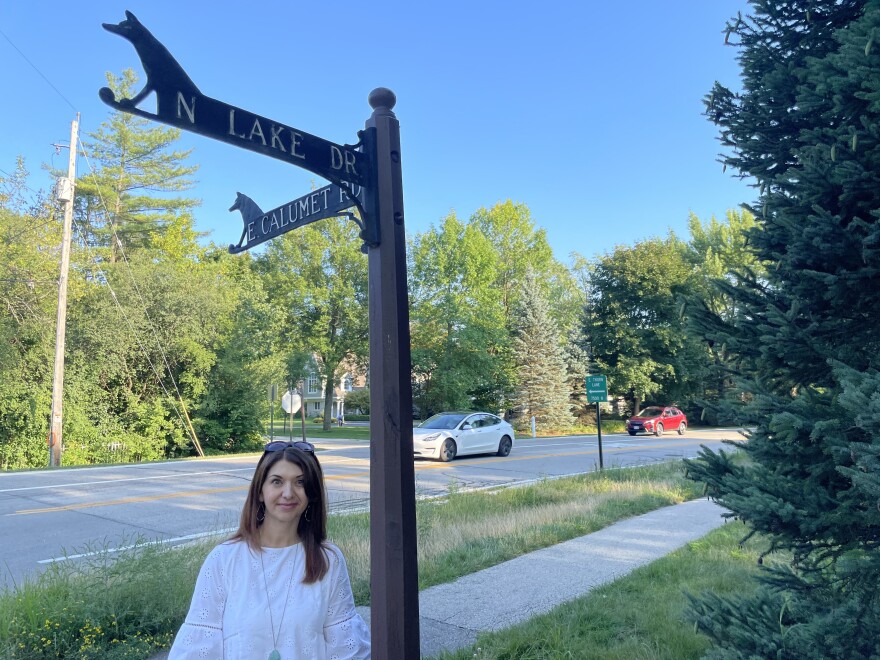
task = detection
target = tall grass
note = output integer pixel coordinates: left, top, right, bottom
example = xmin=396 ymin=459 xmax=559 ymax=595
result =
xmin=0 ymin=536 xmax=213 ymax=659
xmin=0 ymin=461 xmax=704 ymax=658
xmin=332 ymin=462 xmax=702 ymax=604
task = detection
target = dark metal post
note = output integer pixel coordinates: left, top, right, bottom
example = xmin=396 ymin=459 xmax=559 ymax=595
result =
xmin=364 ymin=88 xmax=420 ymax=660
xmin=269 ymin=385 xmax=275 ymax=440
xmin=596 ymin=402 xmax=604 ymax=470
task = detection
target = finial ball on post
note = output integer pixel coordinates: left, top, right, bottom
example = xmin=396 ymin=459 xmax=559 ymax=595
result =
xmin=368 ymin=88 xmax=396 ymax=112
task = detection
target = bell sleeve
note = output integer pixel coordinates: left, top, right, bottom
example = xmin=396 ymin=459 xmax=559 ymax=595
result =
xmin=168 ymin=545 xmax=229 ymax=659
xmin=322 ymin=545 xmax=371 ymax=659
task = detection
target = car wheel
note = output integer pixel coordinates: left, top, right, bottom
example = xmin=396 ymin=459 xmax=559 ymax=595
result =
xmin=678 ymin=422 xmax=687 ymax=435
xmin=496 ymin=436 xmax=513 ymax=457
xmin=439 ymin=438 xmax=457 ymax=462
xmin=655 ymin=423 xmax=664 ymax=437
xmin=627 ymin=430 xmax=637 ymax=436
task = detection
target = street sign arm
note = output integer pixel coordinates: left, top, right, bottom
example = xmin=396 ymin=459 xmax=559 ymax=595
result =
xmin=98 ymin=12 xmax=371 ymax=190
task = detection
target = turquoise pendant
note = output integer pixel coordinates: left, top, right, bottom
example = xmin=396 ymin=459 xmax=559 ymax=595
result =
xmin=269 ymin=650 xmax=281 ymax=660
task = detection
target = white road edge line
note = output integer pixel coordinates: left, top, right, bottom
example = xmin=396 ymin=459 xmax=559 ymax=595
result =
xmin=38 ymin=527 xmax=239 ymax=564
xmin=0 ymin=468 xmax=255 ymax=493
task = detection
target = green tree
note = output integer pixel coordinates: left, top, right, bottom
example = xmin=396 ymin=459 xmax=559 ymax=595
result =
xmin=344 ymin=387 xmax=370 ymax=415
xmin=194 ymin=251 xmax=282 ymax=452
xmin=684 ymin=209 xmax=764 ymax=422
xmin=510 ymin=269 xmax=574 ymax=432
xmin=408 ymin=212 xmax=506 ymax=415
xmin=257 ymin=216 xmax=368 ymax=431
xmin=74 ymin=69 xmax=201 ymax=263
xmin=65 ymin=253 xmax=233 ymax=459
xmin=583 ymin=236 xmax=700 ymax=415
xmin=0 ymin=159 xmax=58 ymax=468
xmin=686 ymin=2 xmax=880 ymax=657
xmin=471 ymin=200 xmax=569 ymax=322
xmin=566 ymin=253 xmax=596 ymax=421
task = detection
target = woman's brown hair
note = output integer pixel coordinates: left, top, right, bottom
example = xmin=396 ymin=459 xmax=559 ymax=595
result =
xmin=231 ymin=446 xmax=329 ymax=583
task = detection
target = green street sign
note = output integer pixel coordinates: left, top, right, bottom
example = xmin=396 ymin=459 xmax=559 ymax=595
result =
xmin=586 ymin=375 xmax=607 ymax=403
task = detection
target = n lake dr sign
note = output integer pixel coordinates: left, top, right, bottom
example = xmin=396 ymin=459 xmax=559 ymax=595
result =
xmin=100 ymin=89 xmax=369 ymax=189
xmin=98 ymin=12 xmax=369 ymax=189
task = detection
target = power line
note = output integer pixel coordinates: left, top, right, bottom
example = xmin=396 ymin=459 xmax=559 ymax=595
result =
xmin=0 ymin=27 xmax=78 ymax=113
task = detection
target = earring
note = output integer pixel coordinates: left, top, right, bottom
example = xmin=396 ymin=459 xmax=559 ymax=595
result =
xmin=304 ymin=505 xmax=312 ymax=523
xmin=257 ymin=503 xmax=265 ymax=523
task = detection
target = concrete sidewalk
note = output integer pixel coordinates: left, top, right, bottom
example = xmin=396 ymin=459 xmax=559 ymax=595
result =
xmin=358 ymin=498 xmax=729 ymax=658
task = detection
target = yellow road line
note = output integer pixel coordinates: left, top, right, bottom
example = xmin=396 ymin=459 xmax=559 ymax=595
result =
xmin=13 ymin=485 xmax=248 ymax=515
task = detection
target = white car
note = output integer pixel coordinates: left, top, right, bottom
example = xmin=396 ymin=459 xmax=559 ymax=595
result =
xmin=413 ymin=412 xmax=515 ymax=462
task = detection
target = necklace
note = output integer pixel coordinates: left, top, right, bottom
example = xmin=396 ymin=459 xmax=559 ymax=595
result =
xmin=259 ymin=547 xmax=294 ymax=660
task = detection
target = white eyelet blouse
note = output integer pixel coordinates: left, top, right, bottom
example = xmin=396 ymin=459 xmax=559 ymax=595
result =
xmin=168 ymin=540 xmax=370 ymax=659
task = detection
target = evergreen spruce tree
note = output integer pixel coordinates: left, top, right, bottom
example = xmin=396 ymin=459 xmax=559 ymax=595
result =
xmin=685 ymin=2 xmax=880 ymax=657
xmin=510 ymin=269 xmax=574 ymax=432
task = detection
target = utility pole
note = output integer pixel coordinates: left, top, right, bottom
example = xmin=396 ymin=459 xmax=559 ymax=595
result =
xmin=48 ymin=115 xmax=79 ymax=467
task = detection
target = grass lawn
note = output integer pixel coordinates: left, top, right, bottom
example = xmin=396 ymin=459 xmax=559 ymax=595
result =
xmin=264 ymin=419 xmax=371 ymax=441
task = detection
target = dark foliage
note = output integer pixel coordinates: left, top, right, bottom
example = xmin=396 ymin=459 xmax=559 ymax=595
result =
xmin=685 ymin=1 xmax=880 ymax=657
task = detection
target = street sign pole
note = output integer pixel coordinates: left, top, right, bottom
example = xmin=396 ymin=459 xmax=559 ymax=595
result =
xmin=364 ymin=88 xmax=420 ymax=659
xmin=586 ymin=375 xmax=608 ymax=471
xmin=299 ymin=381 xmax=308 ymax=442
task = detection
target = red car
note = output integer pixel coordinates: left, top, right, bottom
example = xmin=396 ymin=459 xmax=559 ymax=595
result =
xmin=626 ymin=406 xmax=687 ymax=437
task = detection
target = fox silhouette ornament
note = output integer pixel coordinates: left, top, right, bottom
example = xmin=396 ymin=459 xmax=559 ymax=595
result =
xmin=99 ymin=10 xmax=200 ymax=118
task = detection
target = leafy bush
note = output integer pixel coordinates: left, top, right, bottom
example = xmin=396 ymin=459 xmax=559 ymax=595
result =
xmin=343 ymin=388 xmax=370 ymax=415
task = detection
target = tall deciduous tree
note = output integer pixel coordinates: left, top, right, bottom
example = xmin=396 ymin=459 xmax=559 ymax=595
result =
xmin=75 ymin=69 xmax=202 ymax=262
xmin=257 ymin=215 xmax=368 ymax=431
xmin=510 ymin=269 xmax=574 ymax=431
xmin=408 ymin=212 xmax=506 ymax=415
xmin=471 ymin=200 xmax=567 ymax=321
xmin=194 ymin=251 xmax=282 ymax=452
xmin=684 ymin=209 xmax=764 ymax=422
xmin=686 ymin=2 xmax=880 ymax=656
xmin=65 ymin=252 xmax=235 ymax=459
xmin=0 ymin=159 xmax=58 ymax=468
xmin=583 ymin=236 xmax=699 ymax=415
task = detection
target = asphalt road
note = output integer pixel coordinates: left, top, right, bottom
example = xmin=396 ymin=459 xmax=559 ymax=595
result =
xmin=0 ymin=428 xmax=743 ymax=589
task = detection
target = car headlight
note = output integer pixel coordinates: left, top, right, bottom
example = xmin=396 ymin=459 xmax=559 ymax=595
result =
xmin=421 ymin=433 xmax=441 ymax=443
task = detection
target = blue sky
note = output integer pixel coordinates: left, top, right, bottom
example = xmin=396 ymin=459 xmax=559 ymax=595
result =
xmin=1 ymin=1 xmax=754 ymax=263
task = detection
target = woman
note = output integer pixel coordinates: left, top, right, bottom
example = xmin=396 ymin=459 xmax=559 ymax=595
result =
xmin=169 ymin=441 xmax=371 ymax=659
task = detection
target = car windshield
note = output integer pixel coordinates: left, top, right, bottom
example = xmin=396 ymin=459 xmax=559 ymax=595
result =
xmin=636 ymin=407 xmax=664 ymax=417
xmin=418 ymin=413 xmax=467 ymax=430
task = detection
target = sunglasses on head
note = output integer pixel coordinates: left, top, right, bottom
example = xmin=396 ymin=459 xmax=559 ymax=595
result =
xmin=264 ymin=441 xmax=315 ymax=453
